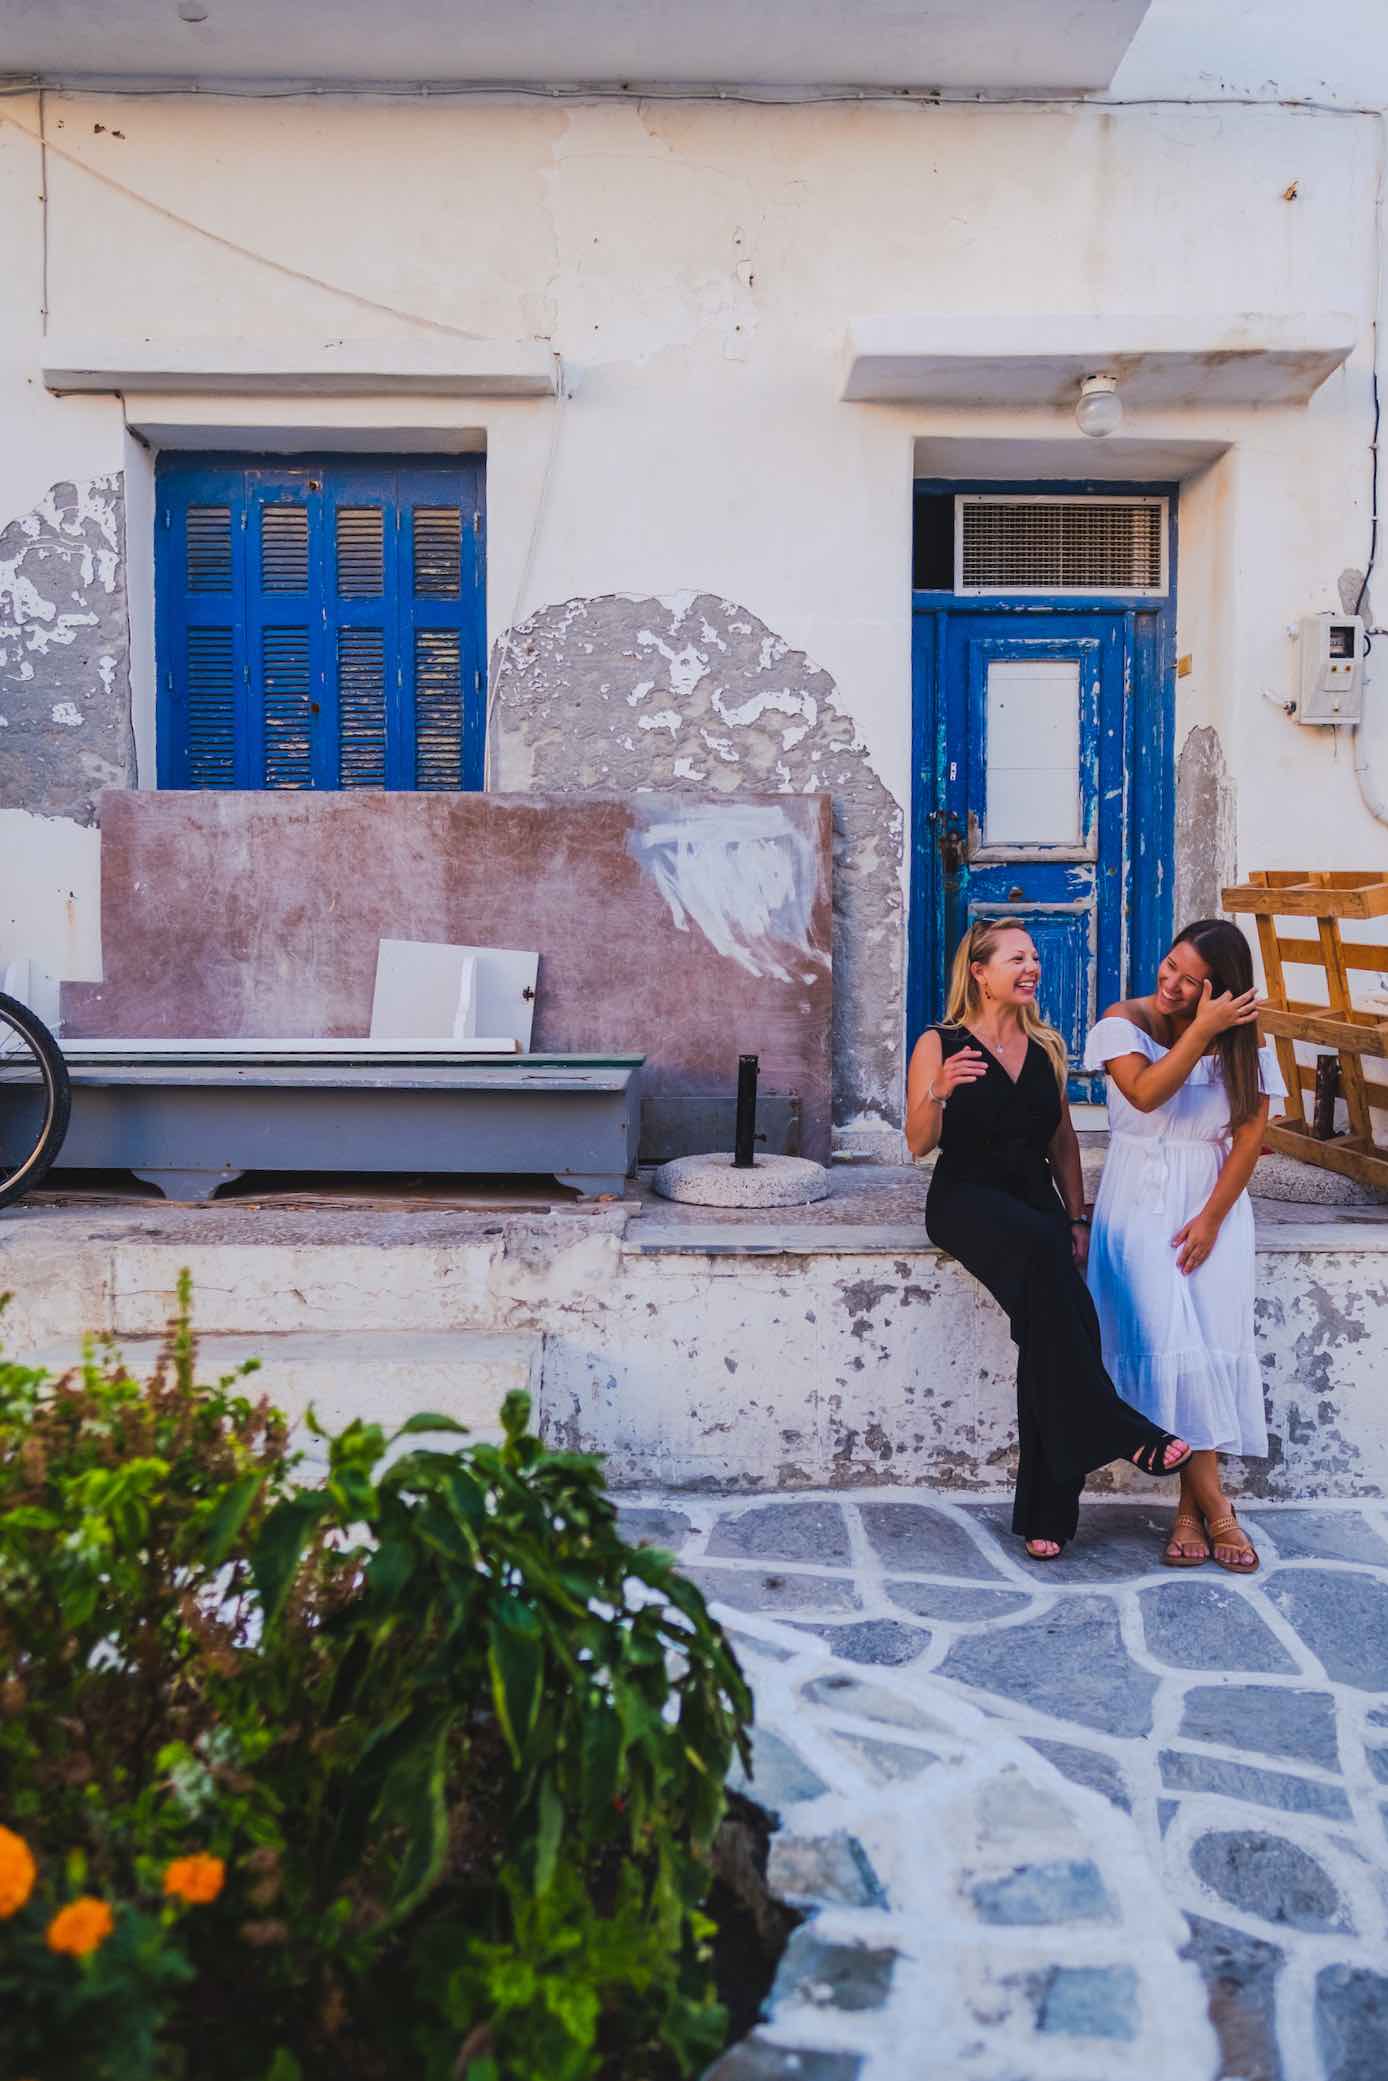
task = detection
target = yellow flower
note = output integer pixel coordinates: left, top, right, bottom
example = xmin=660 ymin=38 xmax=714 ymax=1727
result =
xmin=46 ymin=1897 xmax=114 ymax=1957
xmin=163 ymin=1854 xmax=225 ymax=1906
xmin=0 ymin=1827 xmax=36 ymax=1918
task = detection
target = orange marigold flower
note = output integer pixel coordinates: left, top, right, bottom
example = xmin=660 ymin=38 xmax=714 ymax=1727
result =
xmin=0 ymin=1828 xmax=36 ymax=1918
xmin=164 ymin=1854 xmax=225 ymax=1906
xmin=46 ymin=1897 xmax=114 ymax=1957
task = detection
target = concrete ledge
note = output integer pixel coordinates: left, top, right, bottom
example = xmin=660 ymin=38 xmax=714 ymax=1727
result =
xmin=2 ymin=1209 xmax=1384 ymax=1501
xmin=842 ymin=312 xmax=1358 ymax=406
xmin=41 ymin=335 xmax=558 ymax=398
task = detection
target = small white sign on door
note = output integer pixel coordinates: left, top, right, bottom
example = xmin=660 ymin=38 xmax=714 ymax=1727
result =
xmin=985 ymin=659 xmax=1081 ymax=846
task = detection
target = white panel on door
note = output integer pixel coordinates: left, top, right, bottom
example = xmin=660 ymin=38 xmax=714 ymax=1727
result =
xmin=985 ymin=659 xmax=1081 ymax=846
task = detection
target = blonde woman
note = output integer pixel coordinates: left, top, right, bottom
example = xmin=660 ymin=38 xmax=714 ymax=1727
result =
xmin=907 ymin=921 xmax=1192 ymax=1560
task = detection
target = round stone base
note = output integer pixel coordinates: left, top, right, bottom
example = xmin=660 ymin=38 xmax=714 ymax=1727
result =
xmin=651 ymin=1152 xmax=831 ymax=1207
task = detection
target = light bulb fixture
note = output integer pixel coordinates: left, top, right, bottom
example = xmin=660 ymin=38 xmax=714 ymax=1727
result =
xmin=177 ymin=0 xmax=209 ymax=20
xmin=1076 ymin=372 xmax=1122 ymax=438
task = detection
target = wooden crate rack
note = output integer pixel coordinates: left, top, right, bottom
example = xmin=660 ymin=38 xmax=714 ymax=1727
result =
xmin=1221 ymin=871 xmax=1388 ymax=1193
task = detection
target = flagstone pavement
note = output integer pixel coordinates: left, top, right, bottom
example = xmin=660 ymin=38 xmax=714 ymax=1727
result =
xmin=617 ymin=1492 xmax=1388 ymax=2081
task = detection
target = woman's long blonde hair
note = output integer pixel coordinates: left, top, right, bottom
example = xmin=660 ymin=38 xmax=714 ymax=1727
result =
xmin=944 ymin=920 xmax=1069 ymax=1093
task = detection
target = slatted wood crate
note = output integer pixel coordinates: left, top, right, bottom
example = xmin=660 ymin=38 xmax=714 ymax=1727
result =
xmin=1221 ymin=871 xmax=1388 ymax=1192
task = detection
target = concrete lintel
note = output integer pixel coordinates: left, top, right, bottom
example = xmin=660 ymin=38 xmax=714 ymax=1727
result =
xmin=844 ymin=313 xmax=1359 ymax=407
xmin=41 ymin=336 xmax=558 ymax=399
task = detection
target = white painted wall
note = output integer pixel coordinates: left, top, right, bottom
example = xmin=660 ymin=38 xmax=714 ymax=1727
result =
xmin=0 ymin=78 xmax=1384 ymax=1048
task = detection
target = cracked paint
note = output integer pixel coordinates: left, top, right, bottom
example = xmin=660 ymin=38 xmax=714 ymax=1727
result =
xmin=1175 ymin=724 xmax=1235 ymax=926
xmin=0 ymin=475 xmax=134 ymax=826
xmin=492 ymin=591 xmax=905 ymax=1126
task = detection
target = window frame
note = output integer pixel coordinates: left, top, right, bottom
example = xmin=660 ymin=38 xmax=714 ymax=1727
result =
xmin=154 ymin=451 xmax=486 ymax=792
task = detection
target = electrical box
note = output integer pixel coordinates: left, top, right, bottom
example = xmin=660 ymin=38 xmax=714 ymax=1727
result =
xmin=1296 ymin=613 xmax=1365 ymax=724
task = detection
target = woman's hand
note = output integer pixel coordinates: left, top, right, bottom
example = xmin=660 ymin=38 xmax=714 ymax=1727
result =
xmin=1173 ymin=1207 xmax=1221 ymax=1275
xmin=1191 ymin=978 xmax=1261 ymax=1040
xmin=1070 ymin=1221 xmax=1090 ymax=1272
xmin=930 ymin=1046 xmax=988 ymax=1100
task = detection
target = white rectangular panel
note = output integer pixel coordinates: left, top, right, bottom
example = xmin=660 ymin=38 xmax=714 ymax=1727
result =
xmin=985 ymin=659 xmax=1081 ymax=846
xmin=372 ymin=940 xmax=539 ymax=1049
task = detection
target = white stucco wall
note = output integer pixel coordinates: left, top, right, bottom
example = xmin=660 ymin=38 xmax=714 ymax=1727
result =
xmin=0 ymin=80 xmax=1384 ymax=1062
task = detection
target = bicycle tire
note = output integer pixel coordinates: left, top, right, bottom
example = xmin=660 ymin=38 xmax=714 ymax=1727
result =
xmin=0 ymin=992 xmax=72 ymax=1210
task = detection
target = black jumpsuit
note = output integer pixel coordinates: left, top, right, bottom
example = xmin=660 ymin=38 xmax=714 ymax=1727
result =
xmin=923 ymin=1024 xmax=1172 ymax=1545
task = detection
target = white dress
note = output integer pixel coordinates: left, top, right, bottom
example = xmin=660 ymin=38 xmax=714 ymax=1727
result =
xmin=1082 ymin=1016 xmax=1286 ymax=1456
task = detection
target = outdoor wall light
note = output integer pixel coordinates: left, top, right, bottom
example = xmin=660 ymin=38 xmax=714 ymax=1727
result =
xmin=1076 ymin=372 xmax=1123 ymax=438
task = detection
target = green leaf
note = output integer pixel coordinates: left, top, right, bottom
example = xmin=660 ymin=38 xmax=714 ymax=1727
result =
xmin=0 ymin=1504 xmax=60 ymax=1532
xmin=264 ymin=2052 xmax=303 ymax=2081
xmin=533 ymin=1769 xmax=564 ymax=1896
xmin=580 ymin=1704 xmax=623 ymax=1828
xmin=390 ymin=1411 xmax=472 ymax=1440
xmin=202 ymin=1469 xmax=266 ymax=1566
xmin=250 ymin=1492 xmax=328 ymax=1624
xmin=500 ymin=1388 xmax=532 ymax=1441
xmin=488 ymin=1597 xmax=544 ymax=1765
xmin=378 ymin=1709 xmax=456 ymax=1925
xmin=366 ymin=1536 xmax=415 ymax=1601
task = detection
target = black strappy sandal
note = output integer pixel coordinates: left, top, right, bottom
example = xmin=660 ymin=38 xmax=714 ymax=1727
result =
xmin=1128 ymin=1431 xmax=1193 ymax=1477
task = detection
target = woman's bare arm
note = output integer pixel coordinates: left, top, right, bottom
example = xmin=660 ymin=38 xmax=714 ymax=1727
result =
xmin=1104 ymin=982 xmax=1259 ymax=1115
xmin=1171 ymin=1099 xmax=1270 ymax=1274
xmin=1047 ymin=1101 xmax=1086 ymax=1222
xmin=905 ymin=1030 xmax=987 ymax=1158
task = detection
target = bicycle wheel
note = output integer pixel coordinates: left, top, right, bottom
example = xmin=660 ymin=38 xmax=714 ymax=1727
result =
xmin=0 ymin=992 xmax=72 ymax=1209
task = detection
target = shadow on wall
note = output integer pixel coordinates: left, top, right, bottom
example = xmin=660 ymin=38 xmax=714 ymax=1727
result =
xmin=490 ymin=592 xmax=905 ymax=1131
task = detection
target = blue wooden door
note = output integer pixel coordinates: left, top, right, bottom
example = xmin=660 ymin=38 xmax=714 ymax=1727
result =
xmin=932 ymin=611 xmax=1129 ymax=1089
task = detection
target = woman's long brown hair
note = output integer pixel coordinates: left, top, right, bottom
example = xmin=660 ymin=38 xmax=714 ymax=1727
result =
xmin=1172 ymin=918 xmax=1262 ymax=1129
xmin=944 ymin=920 xmax=1070 ymax=1093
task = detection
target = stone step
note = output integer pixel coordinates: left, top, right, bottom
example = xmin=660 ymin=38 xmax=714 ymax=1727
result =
xmin=24 ymin=1329 xmax=540 ymax=1451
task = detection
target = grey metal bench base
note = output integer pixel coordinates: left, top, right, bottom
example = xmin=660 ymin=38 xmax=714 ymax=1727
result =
xmin=12 ymin=1051 xmax=643 ymax=1202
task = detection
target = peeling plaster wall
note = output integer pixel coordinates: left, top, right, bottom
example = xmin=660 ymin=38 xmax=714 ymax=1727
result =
xmin=1174 ymin=725 xmax=1236 ymax=927
xmin=494 ymin=593 xmax=903 ymax=1126
xmin=0 ymin=475 xmax=134 ymax=826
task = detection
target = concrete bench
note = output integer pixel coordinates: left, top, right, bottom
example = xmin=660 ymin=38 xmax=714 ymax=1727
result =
xmin=7 ymin=1042 xmax=643 ymax=1201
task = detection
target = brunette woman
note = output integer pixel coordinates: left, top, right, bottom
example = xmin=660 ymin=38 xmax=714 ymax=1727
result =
xmin=1083 ymin=919 xmax=1280 ymax=1572
xmin=908 ymin=921 xmax=1192 ymax=1561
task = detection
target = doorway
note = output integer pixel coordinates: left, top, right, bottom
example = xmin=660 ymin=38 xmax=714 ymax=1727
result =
xmin=908 ymin=483 xmax=1177 ymax=1098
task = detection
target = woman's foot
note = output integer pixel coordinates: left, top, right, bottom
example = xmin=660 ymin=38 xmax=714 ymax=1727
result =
xmin=1129 ymin=1431 xmax=1193 ymax=1476
xmin=1162 ymin=1512 xmax=1210 ymax=1566
xmin=1205 ymin=1511 xmax=1259 ymax=1573
xmin=1024 ymin=1537 xmax=1064 ymax=1560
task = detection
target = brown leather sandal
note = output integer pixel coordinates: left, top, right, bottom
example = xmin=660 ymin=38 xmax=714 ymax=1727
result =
xmin=1162 ymin=1512 xmax=1210 ymax=1568
xmin=1206 ymin=1512 xmax=1259 ymax=1574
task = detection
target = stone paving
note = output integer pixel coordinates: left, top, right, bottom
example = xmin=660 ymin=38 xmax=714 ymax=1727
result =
xmin=616 ymin=1492 xmax=1388 ymax=2081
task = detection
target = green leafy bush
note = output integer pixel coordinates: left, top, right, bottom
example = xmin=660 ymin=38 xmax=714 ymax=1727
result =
xmin=0 ymin=1278 xmax=752 ymax=2081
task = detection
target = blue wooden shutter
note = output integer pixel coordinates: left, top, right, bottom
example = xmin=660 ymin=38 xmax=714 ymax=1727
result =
xmin=158 ymin=465 xmax=247 ymax=787
xmin=399 ymin=462 xmax=485 ymax=791
xmin=247 ymin=470 xmax=319 ymax=789
xmin=157 ymin=455 xmax=484 ymax=790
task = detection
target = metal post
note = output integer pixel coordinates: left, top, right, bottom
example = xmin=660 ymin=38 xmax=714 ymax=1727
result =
xmin=733 ymin=1053 xmax=759 ymax=1169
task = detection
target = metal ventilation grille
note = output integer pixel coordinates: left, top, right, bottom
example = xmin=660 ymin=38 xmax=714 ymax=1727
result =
xmin=958 ymin=498 xmax=1166 ymax=595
